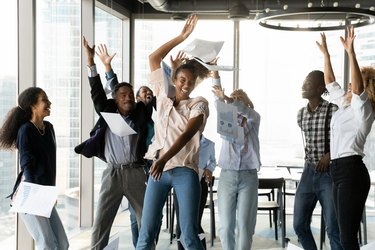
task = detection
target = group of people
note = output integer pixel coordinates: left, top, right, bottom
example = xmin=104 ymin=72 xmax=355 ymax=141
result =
xmin=0 ymin=14 xmax=374 ymax=250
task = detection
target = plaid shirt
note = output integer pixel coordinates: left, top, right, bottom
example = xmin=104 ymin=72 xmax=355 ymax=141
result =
xmin=297 ymin=99 xmax=338 ymax=164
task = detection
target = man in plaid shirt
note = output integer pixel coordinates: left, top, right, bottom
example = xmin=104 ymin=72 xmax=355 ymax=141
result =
xmin=293 ymin=70 xmax=343 ymax=250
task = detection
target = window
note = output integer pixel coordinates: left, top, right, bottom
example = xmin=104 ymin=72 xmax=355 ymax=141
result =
xmin=0 ymin=2 xmax=17 ymax=249
xmin=93 ymin=6 xmax=124 ymax=214
xmin=36 ymin=0 xmax=81 ymax=234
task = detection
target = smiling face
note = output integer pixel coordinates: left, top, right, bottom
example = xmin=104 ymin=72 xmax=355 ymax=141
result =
xmin=174 ymin=68 xmax=197 ymax=102
xmin=301 ymin=71 xmax=325 ymax=100
xmin=137 ymin=86 xmax=153 ymax=105
xmin=115 ymin=85 xmax=135 ymax=116
xmin=31 ymin=91 xmax=51 ymax=119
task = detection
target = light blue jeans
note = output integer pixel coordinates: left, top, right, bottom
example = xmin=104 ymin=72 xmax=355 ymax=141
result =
xmin=136 ymin=167 xmax=204 ymax=250
xmin=293 ymin=161 xmax=342 ymax=250
xmin=218 ymin=169 xmax=258 ymax=250
xmin=20 ymin=207 xmax=69 ymax=250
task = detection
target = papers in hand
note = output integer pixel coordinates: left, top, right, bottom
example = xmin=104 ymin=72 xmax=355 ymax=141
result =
xmin=216 ymin=101 xmax=244 ymax=143
xmin=181 ymin=39 xmax=234 ymax=71
xmin=10 ymin=182 xmax=58 ymax=218
xmin=101 ymin=112 xmax=137 ymax=137
xmin=182 ymin=39 xmax=224 ymax=62
xmin=194 ymin=58 xmax=235 ymax=71
xmin=162 ymin=61 xmax=176 ymax=98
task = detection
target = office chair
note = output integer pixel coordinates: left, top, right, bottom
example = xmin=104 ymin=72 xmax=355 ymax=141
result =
xmin=258 ymin=177 xmax=286 ymax=248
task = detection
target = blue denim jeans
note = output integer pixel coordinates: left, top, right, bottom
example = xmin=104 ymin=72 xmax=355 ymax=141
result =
xmin=20 ymin=207 xmax=69 ymax=250
xmin=330 ymin=155 xmax=370 ymax=250
xmin=136 ymin=167 xmax=203 ymax=250
xmin=217 ymin=169 xmax=258 ymax=250
xmin=293 ymin=161 xmax=342 ymax=250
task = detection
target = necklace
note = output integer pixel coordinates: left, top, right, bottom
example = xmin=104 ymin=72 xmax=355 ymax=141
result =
xmin=31 ymin=121 xmax=45 ymax=136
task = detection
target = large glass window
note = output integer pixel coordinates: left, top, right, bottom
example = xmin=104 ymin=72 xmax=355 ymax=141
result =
xmin=93 ymin=7 xmax=124 ymax=214
xmin=0 ymin=2 xmax=17 ymax=249
xmin=36 ymin=0 xmax=81 ymax=234
xmin=239 ymin=22 xmax=344 ymax=167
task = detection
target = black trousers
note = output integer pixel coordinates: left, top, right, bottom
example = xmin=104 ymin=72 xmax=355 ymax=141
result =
xmin=330 ymin=155 xmax=370 ymax=250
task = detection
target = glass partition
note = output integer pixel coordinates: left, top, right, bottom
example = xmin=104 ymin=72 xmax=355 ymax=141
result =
xmin=0 ymin=1 xmax=17 ymax=249
xmin=36 ymin=0 xmax=81 ymax=234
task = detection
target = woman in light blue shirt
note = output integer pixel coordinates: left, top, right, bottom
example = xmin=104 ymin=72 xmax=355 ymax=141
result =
xmin=317 ymin=26 xmax=375 ymax=250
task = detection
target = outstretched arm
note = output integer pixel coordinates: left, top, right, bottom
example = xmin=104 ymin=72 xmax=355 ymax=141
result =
xmin=316 ymin=32 xmax=336 ymax=84
xmin=149 ymin=15 xmax=198 ymax=72
xmin=340 ymin=26 xmax=363 ymax=95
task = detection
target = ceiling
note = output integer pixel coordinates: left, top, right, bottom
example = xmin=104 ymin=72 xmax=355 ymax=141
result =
xmin=112 ymin=0 xmax=375 ymax=16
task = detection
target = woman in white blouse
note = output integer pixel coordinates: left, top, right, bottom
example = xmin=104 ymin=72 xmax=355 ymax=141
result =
xmin=316 ymin=26 xmax=375 ymax=250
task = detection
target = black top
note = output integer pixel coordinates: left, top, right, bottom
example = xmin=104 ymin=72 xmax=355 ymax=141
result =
xmin=17 ymin=121 xmax=56 ymax=186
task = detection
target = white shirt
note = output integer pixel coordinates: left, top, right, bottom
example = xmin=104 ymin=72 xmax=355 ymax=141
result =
xmin=327 ymin=82 xmax=375 ymax=160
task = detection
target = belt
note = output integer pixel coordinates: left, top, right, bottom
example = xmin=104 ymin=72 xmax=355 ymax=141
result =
xmin=108 ymin=162 xmax=144 ymax=169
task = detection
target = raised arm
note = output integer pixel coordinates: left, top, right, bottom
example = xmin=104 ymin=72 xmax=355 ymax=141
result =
xmin=340 ymin=26 xmax=363 ymax=95
xmin=316 ymin=32 xmax=336 ymax=84
xmin=96 ymin=43 xmax=116 ymax=73
xmin=83 ymin=36 xmax=95 ymax=67
xmin=149 ymin=15 xmax=198 ymax=72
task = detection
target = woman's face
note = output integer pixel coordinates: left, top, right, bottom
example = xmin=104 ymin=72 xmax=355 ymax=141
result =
xmin=32 ymin=91 xmax=51 ymax=119
xmin=174 ymin=68 xmax=196 ymax=101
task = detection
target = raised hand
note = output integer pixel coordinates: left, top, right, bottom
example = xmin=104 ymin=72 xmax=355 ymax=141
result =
xmin=82 ymin=36 xmax=95 ymax=66
xmin=340 ymin=26 xmax=356 ymax=54
xmin=212 ymin=84 xmax=226 ymax=100
xmin=96 ymin=44 xmax=116 ymax=71
xmin=180 ymin=14 xmax=198 ymax=40
xmin=170 ymin=51 xmax=187 ymax=71
xmin=316 ymin=32 xmax=329 ymax=55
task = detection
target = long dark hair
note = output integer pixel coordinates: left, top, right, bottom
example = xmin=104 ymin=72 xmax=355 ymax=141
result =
xmin=0 ymin=87 xmax=44 ymax=149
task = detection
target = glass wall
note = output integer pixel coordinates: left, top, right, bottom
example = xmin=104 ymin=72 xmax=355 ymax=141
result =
xmin=239 ymin=22 xmax=345 ymax=167
xmin=93 ymin=7 xmax=124 ymax=214
xmin=0 ymin=2 xmax=17 ymax=249
xmin=36 ymin=0 xmax=81 ymax=234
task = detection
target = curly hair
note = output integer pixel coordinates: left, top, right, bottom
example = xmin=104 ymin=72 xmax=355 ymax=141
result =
xmin=230 ymin=89 xmax=254 ymax=109
xmin=0 ymin=87 xmax=44 ymax=149
xmin=362 ymin=66 xmax=375 ymax=111
xmin=173 ymin=58 xmax=211 ymax=86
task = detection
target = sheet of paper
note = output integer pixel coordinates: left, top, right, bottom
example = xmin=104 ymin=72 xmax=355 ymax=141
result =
xmin=10 ymin=182 xmax=58 ymax=218
xmin=101 ymin=112 xmax=137 ymax=137
xmin=103 ymin=234 xmax=120 ymax=250
xmin=162 ymin=61 xmax=176 ymax=98
xmin=151 ymin=107 xmax=157 ymax=123
xmin=194 ymin=58 xmax=235 ymax=71
xmin=217 ymin=101 xmax=238 ymax=140
xmin=182 ymin=39 xmax=224 ymax=62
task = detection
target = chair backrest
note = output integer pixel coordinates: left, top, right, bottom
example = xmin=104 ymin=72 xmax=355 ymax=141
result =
xmin=258 ymin=177 xmax=284 ymax=190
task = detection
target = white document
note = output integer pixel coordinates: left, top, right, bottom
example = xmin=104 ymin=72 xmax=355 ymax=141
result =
xmin=10 ymin=182 xmax=58 ymax=218
xmin=101 ymin=112 xmax=137 ymax=137
xmin=217 ymin=101 xmax=238 ymax=140
xmin=151 ymin=107 xmax=157 ymax=123
xmin=162 ymin=61 xmax=176 ymax=98
xmin=103 ymin=234 xmax=120 ymax=250
xmin=194 ymin=58 xmax=235 ymax=71
xmin=182 ymin=39 xmax=224 ymax=63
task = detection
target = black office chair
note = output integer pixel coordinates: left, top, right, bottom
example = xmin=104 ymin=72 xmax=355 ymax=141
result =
xmin=258 ymin=177 xmax=286 ymax=248
xmin=205 ymin=176 xmax=217 ymax=246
